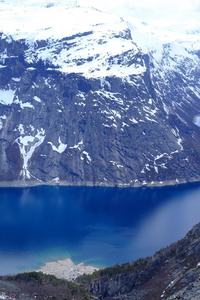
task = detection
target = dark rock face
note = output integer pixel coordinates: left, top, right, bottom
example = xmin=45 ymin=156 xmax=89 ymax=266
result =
xmin=0 ymin=20 xmax=200 ymax=187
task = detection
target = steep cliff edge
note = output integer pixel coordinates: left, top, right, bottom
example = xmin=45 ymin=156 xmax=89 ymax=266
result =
xmin=0 ymin=1 xmax=200 ymax=187
xmin=78 ymin=222 xmax=200 ymax=299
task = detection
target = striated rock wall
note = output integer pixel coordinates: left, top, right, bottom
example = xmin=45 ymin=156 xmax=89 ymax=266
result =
xmin=0 ymin=5 xmax=200 ymax=187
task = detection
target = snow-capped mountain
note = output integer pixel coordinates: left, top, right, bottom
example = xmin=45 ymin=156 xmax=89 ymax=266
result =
xmin=0 ymin=1 xmax=200 ymax=187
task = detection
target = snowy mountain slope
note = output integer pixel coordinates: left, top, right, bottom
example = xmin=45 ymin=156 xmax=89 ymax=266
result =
xmin=0 ymin=1 xmax=200 ymax=186
xmin=0 ymin=3 xmax=145 ymax=78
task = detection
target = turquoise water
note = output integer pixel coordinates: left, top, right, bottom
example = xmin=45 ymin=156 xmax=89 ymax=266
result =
xmin=0 ymin=183 xmax=200 ymax=275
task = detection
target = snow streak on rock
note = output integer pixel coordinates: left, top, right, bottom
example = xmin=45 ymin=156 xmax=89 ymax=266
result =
xmin=16 ymin=128 xmax=45 ymax=180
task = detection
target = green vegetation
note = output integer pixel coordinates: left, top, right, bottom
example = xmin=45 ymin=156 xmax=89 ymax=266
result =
xmin=7 ymin=271 xmax=92 ymax=299
xmin=80 ymin=257 xmax=150 ymax=282
xmin=14 ymin=271 xmax=43 ymax=284
xmin=11 ymin=271 xmax=66 ymax=286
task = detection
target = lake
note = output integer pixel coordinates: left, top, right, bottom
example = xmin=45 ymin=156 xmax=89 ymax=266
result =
xmin=0 ymin=183 xmax=200 ymax=275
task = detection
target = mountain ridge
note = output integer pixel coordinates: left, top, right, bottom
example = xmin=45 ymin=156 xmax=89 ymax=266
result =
xmin=0 ymin=2 xmax=200 ymax=187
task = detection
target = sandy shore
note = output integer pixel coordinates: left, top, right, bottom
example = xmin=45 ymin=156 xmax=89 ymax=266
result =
xmin=36 ymin=258 xmax=99 ymax=281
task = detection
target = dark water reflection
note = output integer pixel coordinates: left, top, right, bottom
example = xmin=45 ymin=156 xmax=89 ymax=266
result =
xmin=0 ymin=183 xmax=200 ymax=275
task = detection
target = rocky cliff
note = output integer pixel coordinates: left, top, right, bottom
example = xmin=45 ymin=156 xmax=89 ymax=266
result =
xmin=79 ymin=222 xmax=200 ymax=299
xmin=0 ymin=0 xmax=200 ymax=187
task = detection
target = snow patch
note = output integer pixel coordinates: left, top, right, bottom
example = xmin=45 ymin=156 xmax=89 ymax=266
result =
xmin=77 ymin=102 xmax=86 ymax=107
xmin=161 ymin=290 xmax=165 ymax=298
xmin=34 ymin=96 xmax=42 ymax=102
xmin=0 ymin=89 xmax=15 ymax=105
xmin=145 ymin=116 xmax=157 ymax=123
xmin=77 ymin=91 xmax=86 ymax=99
xmin=14 ymin=96 xmax=34 ymax=109
xmin=21 ymin=102 xmax=34 ymax=109
xmin=12 ymin=77 xmax=21 ymax=82
xmin=110 ymin=161 xmax=123 ymax=168
xmin=30 ymin=125 xmax=35 ymax=131
xmin=48 ymin=137 xmax=67 ymax=153
xmin=69 ymin=140 xmax=83 ymax=150
xmin=18 ymin=124 xmax=25 ymax=135
xmin=0 ymin=4 xmax=147 ymax=78
xmin=81 ymin=151 xmax=92 ymax=164
xmin=111 ymin=110 xmax=121 ymax=119
xmin=16 ymin=128 xmax=46 ymax=179
xmin=154 ymin=166 xmax=158 ymax=173
xmin=141 ymin=164 xmax=151 ymax=173
xmin=155 ymin=153 xmax=168 ymax=161
xmin=129 ymin=117 xmax=138 ymax=124
xmin=52 ymin=177 xmax=60 ymax=183
xmin=163 ymin=103 xmax=170 ymax=115
xmin=96 ymin=90 xmax=124 ymax=106
xmin=0 ymin=292 xmax=9 ymax=299
xmin=0 ymin=115 xmax=7 ymax=130
xmin=193 ymin=115 xmax=200 ymax=127
xmin=177 ymin=137 xmax=183 ymax=150
xmin=153 ymin=153 xmax=170 ymax=171
xmin=148 ymin=98 xmax=153 ymax=105
xmin=100 ymin=78 xmax=111 ymax=90
xmin=122 ymin=122 xmax=129 ymax=127
xmin=171 ymin=127 xmax=184 ymax=150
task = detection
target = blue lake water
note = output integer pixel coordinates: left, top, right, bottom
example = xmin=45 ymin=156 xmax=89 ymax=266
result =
xmin=0 ymin=183 xmax=200 ymax=275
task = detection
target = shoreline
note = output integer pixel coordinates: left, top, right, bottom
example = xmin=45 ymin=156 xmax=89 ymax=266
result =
xmin=0 ymin=178 xmax=198 ymax=189
xmin=36 ymin=258 xmax=100 ymax=281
